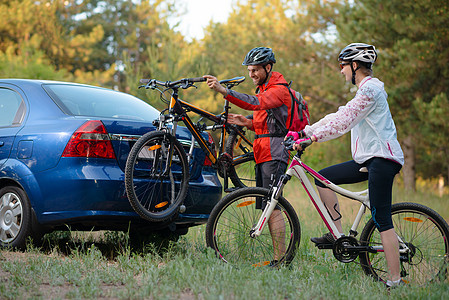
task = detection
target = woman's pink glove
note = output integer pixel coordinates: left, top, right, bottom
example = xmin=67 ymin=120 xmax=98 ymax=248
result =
xmin=285 ymin=130 xmax=305 ymax=141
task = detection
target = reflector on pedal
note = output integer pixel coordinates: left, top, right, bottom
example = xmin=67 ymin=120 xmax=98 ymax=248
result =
xmin=155 ymin=201 xmax=168 ymax=208
xmin=403 ymin=217 xmax=423 ymax=223
xmin=237 ymin=200 xmax=255 ymax=207
xmin=252 ymin=261 xmax=270 ymax=267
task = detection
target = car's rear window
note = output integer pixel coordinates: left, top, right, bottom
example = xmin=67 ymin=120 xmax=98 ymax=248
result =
xmin=0 ymin=88 xmax=25 ymax=127
xmin=43 ymin=84 xmax=160 ymax=122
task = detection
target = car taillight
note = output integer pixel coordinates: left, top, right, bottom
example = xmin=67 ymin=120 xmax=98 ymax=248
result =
xmin=204 ymin=132 xmax=216 ymax=166
xmin=62 ymin=120 xmax=116 ymax=159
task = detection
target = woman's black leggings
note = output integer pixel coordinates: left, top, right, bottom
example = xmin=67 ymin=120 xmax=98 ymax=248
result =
xmin=315 ymin=157 xmax=402 ymax=232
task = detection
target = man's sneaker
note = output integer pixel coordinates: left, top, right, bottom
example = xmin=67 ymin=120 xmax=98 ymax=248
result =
xmin=310 ymin=232 xmax=336 ymax=245
xmin=268 ymin=260 xmax=279 ymax=267
xmin=386 ymin=278 xmax=408 ymax=289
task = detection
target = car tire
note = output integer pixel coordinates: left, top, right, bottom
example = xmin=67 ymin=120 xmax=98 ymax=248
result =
xmin=0 ymin=186 xmax=34 ymax=249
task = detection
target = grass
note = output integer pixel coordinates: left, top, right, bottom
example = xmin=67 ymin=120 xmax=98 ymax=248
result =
xmin=0 ymin=182 xmax=448 ymax=299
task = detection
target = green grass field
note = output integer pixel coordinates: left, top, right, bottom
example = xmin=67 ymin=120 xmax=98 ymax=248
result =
xmin=0 ymin=183 xmax=448 ymax=299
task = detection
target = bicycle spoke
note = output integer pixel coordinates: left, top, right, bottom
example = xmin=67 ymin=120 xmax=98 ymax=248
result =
xmin=359 ymin=203 xmax=449 ymax=285
xmin=206 ymin=188 xmax=300 ymax=268
xmin=125 ymin=131 xmax=189 ymax=222
xmin=225 ymin=131 xmax=256 ymax=188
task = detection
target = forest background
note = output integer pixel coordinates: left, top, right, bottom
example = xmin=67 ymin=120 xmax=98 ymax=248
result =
xmin=0 ymin=0 xmax=448 ymax=192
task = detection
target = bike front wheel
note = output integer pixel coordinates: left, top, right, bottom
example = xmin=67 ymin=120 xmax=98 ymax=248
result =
xmin=359 ymin=202 xmax=449 ymax=285
xmin=125 ymin=131 xmax=189 ymax=222
xmin=205 ymin=187 xmax=300 ymax=267
xmin=225 ymin=129 xmax=256 ymax=188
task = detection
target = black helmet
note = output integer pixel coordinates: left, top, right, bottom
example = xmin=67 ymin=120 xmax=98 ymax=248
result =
xmin=242 ymin=47 xmax=276 ymax=66
xmin=338 ymin=43 xmax=377 ymax=64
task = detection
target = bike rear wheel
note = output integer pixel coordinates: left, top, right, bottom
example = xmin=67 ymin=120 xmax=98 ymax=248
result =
xmin=225 ymin=129 xmax=256 ymax=188
xmin=125 ymin=131 xmax=189 ymax=222
xmin=205 ymin=187 xmax=300 ymax=267
xmin=359 ymin=202 xmax=449 ymax=285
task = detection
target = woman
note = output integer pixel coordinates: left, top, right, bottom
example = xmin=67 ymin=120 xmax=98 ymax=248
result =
xmin=288 ymin=43 xmax=405 ymax=287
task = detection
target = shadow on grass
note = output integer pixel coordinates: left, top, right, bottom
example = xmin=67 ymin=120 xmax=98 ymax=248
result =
xmin=35 ymin=229 xmax=184 ymax=259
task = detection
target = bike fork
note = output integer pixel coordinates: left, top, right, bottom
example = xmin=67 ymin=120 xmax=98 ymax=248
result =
xmin=250 ymin=174 xmax=291 ymax=238
xmin=162 ymin=121 xmax=178 ymax=176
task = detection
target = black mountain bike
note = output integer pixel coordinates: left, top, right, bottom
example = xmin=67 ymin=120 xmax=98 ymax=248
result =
xmin=125 ymin=76 xmax=256 ymax=222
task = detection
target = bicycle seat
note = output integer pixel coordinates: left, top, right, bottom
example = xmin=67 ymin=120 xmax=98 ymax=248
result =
xmin=219 ymin=76 xmax=245 ymax=89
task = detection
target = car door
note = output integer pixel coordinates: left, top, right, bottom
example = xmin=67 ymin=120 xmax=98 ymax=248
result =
xmin=0 ymin=87 xmax=26 ymax=167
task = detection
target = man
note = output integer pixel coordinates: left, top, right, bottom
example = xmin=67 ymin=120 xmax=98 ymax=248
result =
xmin=204 ymin=47 xmax=294 ymax=263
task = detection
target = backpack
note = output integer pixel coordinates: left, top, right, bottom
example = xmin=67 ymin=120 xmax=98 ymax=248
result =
xmin=254 ymin=82 xmax=310 ymax=139
xmin=278 ymin=82 xmax=310 ymax=132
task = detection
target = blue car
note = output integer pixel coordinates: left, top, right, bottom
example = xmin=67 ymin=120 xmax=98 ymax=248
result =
xmin=0 ymin=79 xmax=222 ymax=248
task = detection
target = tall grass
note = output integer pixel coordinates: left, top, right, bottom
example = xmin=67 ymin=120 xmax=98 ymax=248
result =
xmin=0 ymin=181 xmax=448 ymax=299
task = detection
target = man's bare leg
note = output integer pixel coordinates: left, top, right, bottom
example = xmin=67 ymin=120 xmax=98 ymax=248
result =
xmin=268 ymin=210 xmax=286 ymax=261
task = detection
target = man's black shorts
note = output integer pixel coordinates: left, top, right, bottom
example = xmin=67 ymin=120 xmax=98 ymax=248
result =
xmin=255 ymin=160 xmax=287 ymax=209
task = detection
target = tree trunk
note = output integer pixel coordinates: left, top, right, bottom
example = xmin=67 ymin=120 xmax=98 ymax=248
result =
xmin=402 ymin=135 xmax=416 ymax=191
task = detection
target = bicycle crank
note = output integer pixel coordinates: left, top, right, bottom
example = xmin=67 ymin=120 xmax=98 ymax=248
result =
xmin=217 ymin=153 xmax=234 ymax=178
xmin=333 ymin=236 xmax=360 ymax=263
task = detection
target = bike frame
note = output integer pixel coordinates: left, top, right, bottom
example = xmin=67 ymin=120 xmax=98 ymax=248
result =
xmin=251 ymin=153 xmax=408 ymax=253
xmin=163 ymin=83 xmax=253 ymax=167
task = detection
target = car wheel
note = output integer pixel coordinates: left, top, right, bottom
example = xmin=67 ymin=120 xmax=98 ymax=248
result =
xmin=0 ymin=186 xmax=32 ymax=249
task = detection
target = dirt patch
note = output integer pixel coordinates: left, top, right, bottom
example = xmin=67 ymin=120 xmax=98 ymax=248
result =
xmin=1 ymin=250 xmax=44 ymax=261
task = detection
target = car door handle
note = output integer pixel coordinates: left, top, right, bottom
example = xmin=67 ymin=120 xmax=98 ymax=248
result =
xmin=0 ymin=142 xmax=3 ymax=147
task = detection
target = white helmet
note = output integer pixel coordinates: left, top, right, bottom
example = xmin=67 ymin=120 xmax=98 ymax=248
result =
xmin=338 ymin=43 xmax=377 ymax=64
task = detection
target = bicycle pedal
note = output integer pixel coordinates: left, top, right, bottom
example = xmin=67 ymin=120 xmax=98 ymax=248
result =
xmin=224 ymin=187 xmax=240 ymax=193
xmin=315 ymin=243 xmax=334 ymax=249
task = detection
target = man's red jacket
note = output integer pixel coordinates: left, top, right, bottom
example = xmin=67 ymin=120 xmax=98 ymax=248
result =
xmin=224 ymin=72 xmax=292 ymax=164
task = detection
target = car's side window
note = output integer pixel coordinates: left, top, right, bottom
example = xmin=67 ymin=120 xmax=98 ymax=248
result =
xmin=0 ymin=88 xmax=25 ymax=127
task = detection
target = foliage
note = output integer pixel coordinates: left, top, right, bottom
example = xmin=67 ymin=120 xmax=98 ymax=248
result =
xmin=200 ymin=0 xmax=348 ymax=115
xmin=0 ymin=0 xmax=447 ymax=183
xmin=414 ymin=93 xmax=449 ymax=179
xmin=0 ymin=43 xmax=69 ymax=80
xmin=196 ymin=0 xmax=352 ymax=165
xmin=336 ymin=0 xmax=449 ymax=183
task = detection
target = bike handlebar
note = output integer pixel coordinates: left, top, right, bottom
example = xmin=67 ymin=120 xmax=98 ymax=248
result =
xmin=283 ymin=137 xmax=296 ymax=151
xmin=140 ymin=77 xmax=206 ymax=89
xmin=283 ymin=136 xmax=312 ymax=152
xmin=140 ymin=76 xmax=246 ymax=90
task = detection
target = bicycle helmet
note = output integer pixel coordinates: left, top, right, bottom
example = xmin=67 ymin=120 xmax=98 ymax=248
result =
xmin=242 ymin=47 xmax=276 ymax=66
xmin=339 ymin=43 xmax=377 ymax=85
xmin=338 ymin=43 xmax=377 ymax=64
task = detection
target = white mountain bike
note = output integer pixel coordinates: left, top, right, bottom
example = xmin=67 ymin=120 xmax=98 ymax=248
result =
xmin=205 ymin=138 xmax=449 ymax=285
